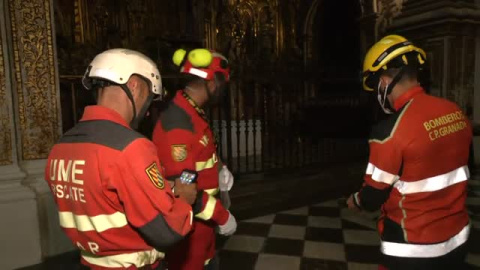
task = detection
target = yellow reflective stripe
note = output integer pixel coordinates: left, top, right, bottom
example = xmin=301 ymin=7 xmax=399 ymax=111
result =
xmin=195 ymin=195 xmax=217 ymax=220
xmin=195 ymin=153 xmax=218 ymax=172
xmin=205 ymin=188 xmax=219 ymax=196
xmin=205 ymin=258 xmax=211 ymax=265
xmin=59 ymin=211 xmax=128 ymax=233
xmin=81 ymin=249 xmax=164 ymax=268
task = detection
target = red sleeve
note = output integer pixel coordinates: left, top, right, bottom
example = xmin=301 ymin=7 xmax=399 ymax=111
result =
xmin=112 ymin=138 xmax=193 ymax=239
xmin=356 ymin=139 xmax=402 ymax=211
xmin=366 ymin=139 xmax=402 ymax=188
xmin=195 ymin=192 xmax=229 ymax=225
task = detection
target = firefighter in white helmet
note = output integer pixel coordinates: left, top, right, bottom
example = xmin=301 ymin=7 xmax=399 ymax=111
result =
xmin=46 ymin=49 xmax=199 ymax=269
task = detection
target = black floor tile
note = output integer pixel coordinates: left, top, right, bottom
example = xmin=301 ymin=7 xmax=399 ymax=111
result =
xmin=300 ymin=258 xmax=348 ymax=270
xmin=467 ymin=228 xmax=480 ymax=254
xmin=218 ymin=250 xmax=258 ymax=270
xmin=273 ymin=214 xmax=308 ymax=226
xmin=236 ymin=222 xmax=271 ymax=237
xmin=305 ymin=227 xmax=344 ymax=243
xmin=469 ymin=205 xmax=480 ymax=215
xmin=345 ymin=244 xmax=382 ymax=264
xmin=309 ymin=206 xmax=341 ymax=217
xmin=341 ymin=219 xmax=376 ymax=231
xmin=263 ymin=237 xmax=304 ymax=256
xmin=216 ymin=235 xmax=230 ymax=250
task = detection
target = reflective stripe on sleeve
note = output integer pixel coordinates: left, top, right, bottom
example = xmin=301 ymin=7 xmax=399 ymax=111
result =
xmin=394 ymin=166 xmax=469 ymax=195
xmin=195 ymin=195 xmax=217 ymax=220
xmin=59 ymin=211 xmax=128 ymax=233
xmin=381 ymin=224 xmax=470 ymax=258
xmin=205 ymin=188 xmax=219 ymax=196
xmin=81 ymin=249 xmax=164 ymax=268
xmin=366 ymin=163 xmax=399 ymax=185
xmin=195 ymin=153 xmax=218 ymax=172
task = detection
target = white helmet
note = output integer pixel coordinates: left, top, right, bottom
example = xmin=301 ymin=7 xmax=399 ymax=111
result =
xmin=82 ymin=48 xmax=163 ymax=97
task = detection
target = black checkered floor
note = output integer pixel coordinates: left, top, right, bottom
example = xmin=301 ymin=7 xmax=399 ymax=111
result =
xmin=217 ymin=180 xmax=480 ymax=270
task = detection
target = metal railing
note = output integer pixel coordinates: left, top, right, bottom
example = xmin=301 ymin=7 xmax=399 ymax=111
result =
xmin=59 ymin=75 xmax=373 ymax=175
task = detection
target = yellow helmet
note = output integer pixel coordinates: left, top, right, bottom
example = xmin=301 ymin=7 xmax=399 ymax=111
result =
xmin=362 ymin=35 xmax=426 ymax=91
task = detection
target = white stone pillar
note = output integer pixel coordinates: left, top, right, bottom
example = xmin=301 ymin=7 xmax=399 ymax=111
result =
xmin=0 ymin=0 xmax=74 ymax=268
xmin=0 ymin=0 xmax=41 ymax=268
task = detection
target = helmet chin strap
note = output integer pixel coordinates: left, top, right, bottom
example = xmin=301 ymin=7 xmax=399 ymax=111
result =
xmin=119 ymin=84 xmax=153 ymax=129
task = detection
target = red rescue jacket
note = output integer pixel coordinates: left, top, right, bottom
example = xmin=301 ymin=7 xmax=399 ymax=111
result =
xmin=45 ymin=106 xmax=194 ymax=269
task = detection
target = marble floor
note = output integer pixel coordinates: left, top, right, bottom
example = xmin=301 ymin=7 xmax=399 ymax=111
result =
xmin=216 ymin=181 xmax=480 ymax=270
xmin=19 ymin=179 xmax=480 ymax=270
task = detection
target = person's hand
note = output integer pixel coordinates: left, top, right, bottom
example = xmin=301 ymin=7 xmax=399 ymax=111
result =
xmin=174 ymin=179 xmax=197 ymax=205
xmin=219 ymin=166 xmax=234 ymax=191
xmin=347 ymin=194 xmax=361 ymax=212
xmin=218 ymin=211 xmax=237 ymax=236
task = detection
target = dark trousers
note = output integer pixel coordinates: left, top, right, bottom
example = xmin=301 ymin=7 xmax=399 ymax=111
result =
xmin=381 ymin=242 xmax=468 ymax=270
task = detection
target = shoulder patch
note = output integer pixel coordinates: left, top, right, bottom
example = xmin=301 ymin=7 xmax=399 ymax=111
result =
xmin=160 ymin=103 xmax=194 ymax=132
xmin=369 ymin=101 xmax=412 ymax=143
xmin=171 ymin=144 xmax=187 ymax=162
xmin=145 ymin=162 xmax=165 ymax=189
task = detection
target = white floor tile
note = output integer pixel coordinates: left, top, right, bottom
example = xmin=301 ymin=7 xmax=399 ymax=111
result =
xmin=268 ymin=224 xmax=306 ymax=240
xmin=244 ymin=214 xmax=276 ymax=224
xmin=308 ymin=216 xmax=342 ymax=229
xmin=223 ymin=235 xmax=265 ymax=253
xmin=303 ymin=241 xmax=346 ymax=261
xmin=341 ymin=209 xmax=377 ymax=230
xmin=255 ymin=254 xmax=301 ymax=270
xmin=281 ymin=206 xmax=309 ymax=216
xmin=467 ymin=253 xmax=480 ymax=267
xmin=343 ymin=230 xmax=380 ymax=246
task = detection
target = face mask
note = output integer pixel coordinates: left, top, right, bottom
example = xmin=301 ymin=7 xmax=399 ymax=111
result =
xmin=377 ymin=80 xmax=393 ymax=114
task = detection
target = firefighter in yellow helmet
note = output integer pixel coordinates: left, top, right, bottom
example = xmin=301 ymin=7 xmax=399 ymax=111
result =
xmin=347 ymin=35 xmax=472 ymax=269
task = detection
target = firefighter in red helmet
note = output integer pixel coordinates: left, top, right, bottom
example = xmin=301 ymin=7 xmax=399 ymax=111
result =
xmin=152 ymin=48 xmax=236 ymax=270
xmin=347 ymin=35 xmax=472 ymax=269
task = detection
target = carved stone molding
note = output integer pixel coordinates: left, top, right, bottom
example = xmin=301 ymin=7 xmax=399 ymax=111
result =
xmin=375 ymin=0 xmax=405 ymax=37
xmin=0 ymin=21 xmax=12 ymax=165
xmin=8 ymin=0 xmax=60 ymax=160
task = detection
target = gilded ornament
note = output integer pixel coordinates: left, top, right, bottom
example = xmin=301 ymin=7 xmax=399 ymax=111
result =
xmin=8 ymin=0 xmax=60 ymax=160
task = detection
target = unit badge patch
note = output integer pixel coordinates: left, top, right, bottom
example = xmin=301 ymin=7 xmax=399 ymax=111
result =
xmin=171 ymin=144 xmax=188 ymax=162
xmin=145 ymin=162 xmax=165 ymax=189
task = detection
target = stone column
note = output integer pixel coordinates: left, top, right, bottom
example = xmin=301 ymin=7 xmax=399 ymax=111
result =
xmin=0 ymin=0 xmax=41 ymax=268
xmin=0 ymin=0 xmax=73 ymax=268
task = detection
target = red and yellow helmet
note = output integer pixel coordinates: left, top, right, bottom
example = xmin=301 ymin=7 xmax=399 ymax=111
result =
xmin=173 ymin=48 xmax=230 ymax=82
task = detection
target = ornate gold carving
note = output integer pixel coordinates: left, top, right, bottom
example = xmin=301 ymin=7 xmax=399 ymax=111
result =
xmin=9 ymin=0 xmax=60 ymax=160
xmin=0 ymin=26 xmax=13 ymax=165
xmin=375 ymin=0 xmax=405 ymax=36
